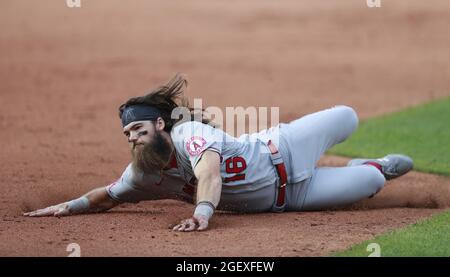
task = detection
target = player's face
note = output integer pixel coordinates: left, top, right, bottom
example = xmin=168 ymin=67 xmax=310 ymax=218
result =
xmin=123 ymin=120 xmax=156 ymax=147
xmin=125 ymin=119 xmax=173 ymax=174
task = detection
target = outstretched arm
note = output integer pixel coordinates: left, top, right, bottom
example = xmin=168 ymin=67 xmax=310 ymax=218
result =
xmin=23 ymin=186 xmax=120 ymax=217
xmin=173 ymin=150 xmax=222 ymax=232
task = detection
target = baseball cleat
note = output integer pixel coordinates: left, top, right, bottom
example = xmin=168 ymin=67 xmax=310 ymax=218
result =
xmin=347 ymin=154 xmax=414 ymax=180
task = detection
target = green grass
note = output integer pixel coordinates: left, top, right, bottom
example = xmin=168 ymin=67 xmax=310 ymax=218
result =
xmin=333 ymin=210 xmax=450 ymax=256
xmin=328 ymin=96 xmax=450 ymax=176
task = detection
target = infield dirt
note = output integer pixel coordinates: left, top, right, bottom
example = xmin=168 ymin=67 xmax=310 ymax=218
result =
xmin=1 ymin=0 xmax=449 ymax=256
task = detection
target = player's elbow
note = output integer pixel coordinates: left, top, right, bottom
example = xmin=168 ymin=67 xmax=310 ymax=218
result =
xmin=85 ymin=187 xmax=120 ymax=212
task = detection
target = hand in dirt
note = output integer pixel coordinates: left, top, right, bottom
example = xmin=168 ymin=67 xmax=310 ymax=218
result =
xmin=172 ymin=215 xmax=209 ymax=232
xmin=23 ymin=203 xmax=71 ymax=217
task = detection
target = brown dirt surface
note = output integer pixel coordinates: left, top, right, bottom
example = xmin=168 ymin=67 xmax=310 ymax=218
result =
xmin=0 ymin=0 xmax=449 ymax=256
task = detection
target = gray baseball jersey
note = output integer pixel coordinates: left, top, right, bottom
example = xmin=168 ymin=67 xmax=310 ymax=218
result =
xmin=107 ymin=121 xmax=283 ymax=212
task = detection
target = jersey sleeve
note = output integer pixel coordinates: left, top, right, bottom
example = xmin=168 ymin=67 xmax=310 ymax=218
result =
xmin=106 ymin=163 xmax=159 ymax=203
xmin=175 ymin=121 xmax=224 ymax=170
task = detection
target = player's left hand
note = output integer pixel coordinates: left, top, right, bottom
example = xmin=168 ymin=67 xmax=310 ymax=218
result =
xmin=172 ymin=215 xmax=209 ymax=232
xmin=23 ymin=203 xmax=71 ymax=217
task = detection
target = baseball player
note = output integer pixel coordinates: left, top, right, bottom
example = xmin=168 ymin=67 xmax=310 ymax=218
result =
xmin=24 ymin=74 xmax=414 ymax=232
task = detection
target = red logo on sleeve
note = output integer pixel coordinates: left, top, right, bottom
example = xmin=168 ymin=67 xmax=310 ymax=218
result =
xmin=186 ymin=136 xmax=207 ymax=156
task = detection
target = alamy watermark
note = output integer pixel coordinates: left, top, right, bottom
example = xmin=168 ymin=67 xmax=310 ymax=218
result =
xmin=367 ymin=243 xmax=381 ymax=257
xmin=367 ymin=0 xmax=381 ymax=8
xmin=66 ymin=243 xmax=81 ymax=257
xmin=170 ymin=98 xmax=280 ymax=145
xmin=66 ymin=0 xmax=81 ymax=8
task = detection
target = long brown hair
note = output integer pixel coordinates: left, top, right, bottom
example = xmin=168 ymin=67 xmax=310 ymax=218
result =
xmin=118 ymin=73 xmax=211 ymax=132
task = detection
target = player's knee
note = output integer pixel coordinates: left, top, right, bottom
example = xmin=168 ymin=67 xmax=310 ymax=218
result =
xmin=333 ymin=105 xmax=359 ymax=139
xmin=339 ymin=105 xmax=358 ymax=130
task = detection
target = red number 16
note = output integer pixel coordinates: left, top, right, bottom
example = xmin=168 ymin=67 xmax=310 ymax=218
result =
xmin=224 ymin=157 xmax=247 ymax=183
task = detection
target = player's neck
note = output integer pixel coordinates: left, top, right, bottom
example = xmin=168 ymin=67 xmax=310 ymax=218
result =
xmin=160 ymin=130 xmax=175 ymax=152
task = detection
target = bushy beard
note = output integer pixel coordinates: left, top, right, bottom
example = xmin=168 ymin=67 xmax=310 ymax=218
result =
xmin=131 ymin=131 xmax=173 ymax=175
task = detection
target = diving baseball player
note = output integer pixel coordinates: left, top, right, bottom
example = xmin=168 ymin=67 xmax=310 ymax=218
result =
xmin=24 ymin=74 xmax=414 ymax=232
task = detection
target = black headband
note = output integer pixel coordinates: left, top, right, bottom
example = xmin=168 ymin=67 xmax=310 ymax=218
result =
xmin=121 ymin=104 xmax=161 ymax=127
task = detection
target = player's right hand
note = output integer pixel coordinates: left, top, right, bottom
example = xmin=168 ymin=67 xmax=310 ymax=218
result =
xmin=23 ymin=203 xmax=71 ymax=217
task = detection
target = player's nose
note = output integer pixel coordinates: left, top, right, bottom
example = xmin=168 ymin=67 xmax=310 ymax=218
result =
xmin=128 ymin=132 xmax=139 ymax=143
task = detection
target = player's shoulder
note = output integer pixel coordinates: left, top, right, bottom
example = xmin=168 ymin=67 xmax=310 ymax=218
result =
xmin=171 ymin=120 xmax=215 ymax=136
xmin=174 ymin=120 xmax=211 ymax=129
xmin=171 ymin=120 xmax=224 ymax=147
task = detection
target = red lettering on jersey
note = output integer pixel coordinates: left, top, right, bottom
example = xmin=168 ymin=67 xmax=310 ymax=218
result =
xmin=224 ymin=174 xmax=245 ymax=183
xmin=224 ymin=156 xmax=247 ymax=183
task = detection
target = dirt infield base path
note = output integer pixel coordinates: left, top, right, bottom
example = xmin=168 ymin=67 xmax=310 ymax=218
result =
xmin=2 ymin=198 xmax=448 ymax=256
xmin=1 ymin=0 xmax=450 ymax=256
xmin=2 ymin=156 xmax=449 ymax=257
xmin=0 ymin=205 xmax=446 ymax=257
